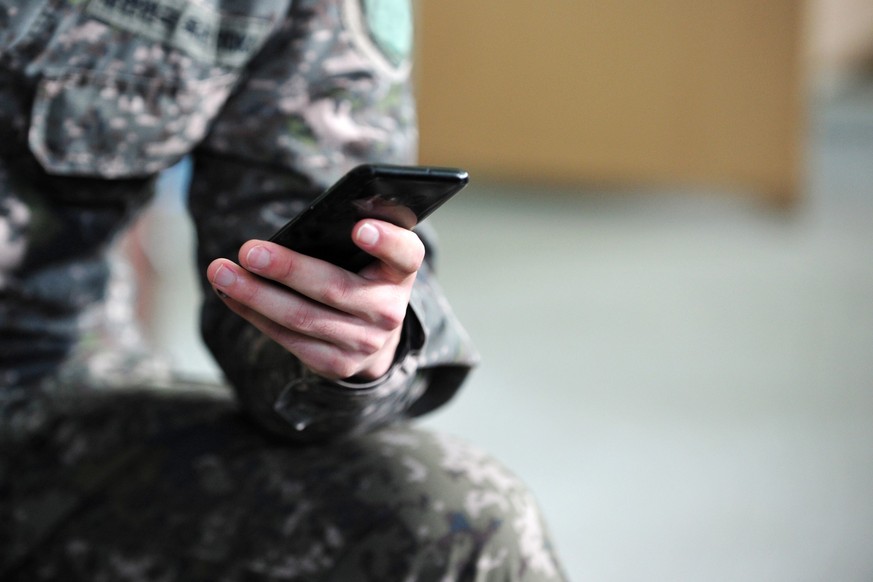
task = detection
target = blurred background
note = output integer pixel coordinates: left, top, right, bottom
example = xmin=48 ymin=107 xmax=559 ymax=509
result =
xmin=131 ymin=1 xmax=873 ymax=580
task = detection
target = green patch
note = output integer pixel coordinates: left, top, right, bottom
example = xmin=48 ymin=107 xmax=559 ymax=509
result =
xmin=361 ymin=0 xmax=412 ymax=67
xmin=344 ymin=0 xmax=412 ymax=72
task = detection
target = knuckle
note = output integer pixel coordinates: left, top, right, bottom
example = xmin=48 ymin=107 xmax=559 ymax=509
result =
xmin=235 ymin=279 xmax=262 ymax=305
xmin=354 ymin=330 xmax=383 ymax=356
xmin=325 ymin=354 xmax=359 ymax=380
xmin=377 ymin=304 xmax=406 ymax=330
xmin=285 ymin=303 xmax=317 ymax=332
xmin=322 ymin=273 xmax=354 ymax=306
xmin=396 ymin=234 xmax=425 ymax=274
xmin=275 ymin=333 xmax=303 ymax=356
xmin=275 ymin=251 xmax=297 ymax=282
xmin=411 ymin=236 xmax=426 ymax=267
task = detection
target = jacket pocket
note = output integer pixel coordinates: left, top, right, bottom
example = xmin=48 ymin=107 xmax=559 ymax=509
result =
xmin=28 ymin=67 xmax=236 ymax=178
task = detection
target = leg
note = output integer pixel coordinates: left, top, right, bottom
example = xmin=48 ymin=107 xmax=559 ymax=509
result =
xmin=1 ymin=385 xmax=565 ymax=581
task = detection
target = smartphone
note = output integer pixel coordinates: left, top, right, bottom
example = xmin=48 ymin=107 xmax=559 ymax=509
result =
xmin=268 ymin=164 xmax=469 ymax=272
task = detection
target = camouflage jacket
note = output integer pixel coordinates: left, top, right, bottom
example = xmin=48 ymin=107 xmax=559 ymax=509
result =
xmin=0 ymin=0 xmax=478 ymax=441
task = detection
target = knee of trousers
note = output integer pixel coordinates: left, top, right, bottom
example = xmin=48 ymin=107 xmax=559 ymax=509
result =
xmin=319 ymin=424 xmax=565 ymax=581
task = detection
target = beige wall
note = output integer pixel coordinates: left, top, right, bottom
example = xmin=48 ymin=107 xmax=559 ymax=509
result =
xmin=415 ymin=1 xmax=805 ymax=203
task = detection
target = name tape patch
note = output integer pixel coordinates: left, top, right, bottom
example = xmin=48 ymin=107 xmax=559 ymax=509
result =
xmin=85 ymin=0 xmax=273 ymax=67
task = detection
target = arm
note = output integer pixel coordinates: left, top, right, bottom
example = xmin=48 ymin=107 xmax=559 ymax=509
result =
xmin=188 ymin=0 xmax=478 ymax=442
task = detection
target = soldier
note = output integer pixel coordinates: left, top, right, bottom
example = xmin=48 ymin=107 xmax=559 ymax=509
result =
xmin=0 ymin=0 xmax=567 ymax=579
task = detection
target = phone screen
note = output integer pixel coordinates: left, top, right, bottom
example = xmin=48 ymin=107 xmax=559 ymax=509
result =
xmin=269 ymin=164 xmax=468 ymax=272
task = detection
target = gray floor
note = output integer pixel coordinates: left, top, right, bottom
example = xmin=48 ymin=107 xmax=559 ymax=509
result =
xmin=139 ymin=80 xmax=873 ymax=581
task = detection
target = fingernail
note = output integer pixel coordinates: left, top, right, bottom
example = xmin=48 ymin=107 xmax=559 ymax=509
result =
xmin=356 ymin=223 xmax=379 ymax=246
xmin=213 ymin=265 xmax=237 ymax=288
xmin=246 ymin=245 xmax=272 ymax=270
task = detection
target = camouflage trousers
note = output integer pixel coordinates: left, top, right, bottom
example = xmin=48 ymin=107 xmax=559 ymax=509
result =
xmin=0 ymin=382 xmax=566 ymax=581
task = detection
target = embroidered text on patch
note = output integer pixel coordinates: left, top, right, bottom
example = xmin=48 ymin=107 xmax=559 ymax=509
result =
xmin=85 ymin=0 xmax=272 ymax=67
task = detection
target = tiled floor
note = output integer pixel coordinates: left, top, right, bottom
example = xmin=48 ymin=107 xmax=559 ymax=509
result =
xmin=140 ymin=80 xmax=873 ymax=581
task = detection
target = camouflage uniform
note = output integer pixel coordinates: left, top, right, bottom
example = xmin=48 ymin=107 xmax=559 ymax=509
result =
xmin=0 ymin=1 xmax=566 ymax=579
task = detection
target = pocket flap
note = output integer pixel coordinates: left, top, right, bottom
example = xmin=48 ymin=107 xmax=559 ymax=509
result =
xmin=28 ymin=69 xmax=235 ymax=178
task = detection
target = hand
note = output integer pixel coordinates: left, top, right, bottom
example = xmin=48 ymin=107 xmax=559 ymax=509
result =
xmin=206 ymin=220 xmax=425 ymax=381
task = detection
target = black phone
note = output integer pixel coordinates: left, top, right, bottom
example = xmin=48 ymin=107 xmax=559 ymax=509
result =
xmin=268 ymin=164 xmax=469 ymax=272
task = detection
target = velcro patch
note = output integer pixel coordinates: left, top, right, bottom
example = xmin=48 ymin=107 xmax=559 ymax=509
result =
xmin=343 ymin=0 xmax=412 ymax=77
xmin=85 ymin=0 xmax=273 ymax=67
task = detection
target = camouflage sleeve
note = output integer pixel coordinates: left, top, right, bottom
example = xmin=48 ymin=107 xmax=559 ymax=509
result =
xmin=188 ymin=0 xmax=479 ymax=442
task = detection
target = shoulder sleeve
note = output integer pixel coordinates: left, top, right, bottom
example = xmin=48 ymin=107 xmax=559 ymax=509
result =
xmin=187 ymin=0 xmax=478 ymax=442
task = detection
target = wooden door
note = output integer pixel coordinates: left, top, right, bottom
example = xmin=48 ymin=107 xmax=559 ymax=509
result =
xmin=415 ymin=1 xmax=805 ymax=202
